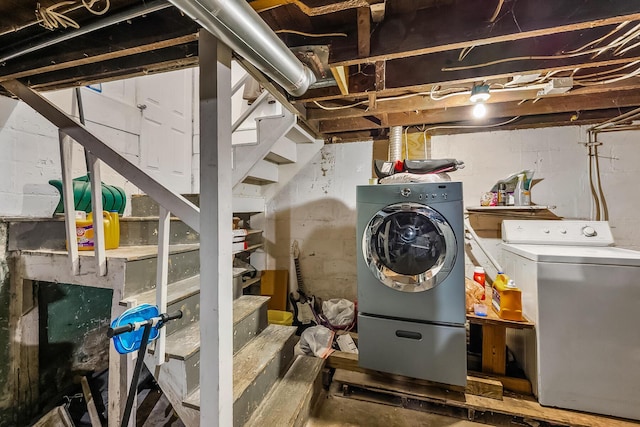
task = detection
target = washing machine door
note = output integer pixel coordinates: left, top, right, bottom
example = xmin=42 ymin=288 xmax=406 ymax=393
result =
xmin=363 ymin=202 xmax=457 ymax=292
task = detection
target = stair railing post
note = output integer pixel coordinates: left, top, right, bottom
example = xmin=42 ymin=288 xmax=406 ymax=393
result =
xmin=58 ymin=130 xmax=80 ymax=275
xmin=87 ymin=152 xmax=107 ymax=276
xmin=155 ymin=206 xmax=170 ymax=366
xmin=199 ymin=28 xmax=234 ymax=427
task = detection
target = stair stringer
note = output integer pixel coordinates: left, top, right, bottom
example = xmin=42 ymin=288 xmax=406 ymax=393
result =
xmin=144 ymin=354 xmax=200 ymax=427
xmin=262 ymin=130 xmax=324 ymax=203
xmin=232 ymin=109 xmax=296 ymax=187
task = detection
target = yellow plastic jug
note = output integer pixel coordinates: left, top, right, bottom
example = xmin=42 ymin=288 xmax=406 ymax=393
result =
xmin=71 ymin=211 xmax=118 ymax=250
xmin=108 ymin=211 xmax=120 ymax=249
xmin=492 ymin=273 xmax=523 ymax=321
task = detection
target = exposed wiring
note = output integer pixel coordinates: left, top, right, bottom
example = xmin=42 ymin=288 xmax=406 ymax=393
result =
xmin=563 ymin=21 xmax=630 ymax=54
xmin=574 ymin=64 xmax=640 ymax=86
xmin=82 ymin=0 xmax=110 ymax=15
xmin=489 ymin=0 xmax=505 ymax=23
xmin=275 ymin=29 xmax=347 ymax=38
xmin=593 ymin=144 xmax=609 ymax=221
xmin=458 ymin=45 xmax=475 ymax=61
xmin=423 ymin=116 xmax=521 ymax=134
xmin=443 ymin=20 xmax=640 ymax=72
xmin=251 ymin=0 xmax=368 ymax=16
xmin=37 ymin=0 xmax=110 ymax=30
xmin=567 ymin=60 xmax=640 ymax=85
xmin=313 ymin=99 xmax=368 ymax=110
xmin=38 ymin=1 xmax=80 ymax=29
xmin=313 ymin=90 xmax=433 ymax=111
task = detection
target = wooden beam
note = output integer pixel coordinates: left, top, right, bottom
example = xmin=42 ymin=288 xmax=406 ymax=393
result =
xmin=327 ymin=352 xmax=503 ymax=400
xmin=375 ymin=60 xmax=385 ymax=91
xmin=330 ymin=66 xmax=350 ymax=96
xmin=0 ymin=34 xmax=198 ymax=83
xmin=318 ymin=89 xmax=640 ymax=133
xmin=308 ymin=80 xmax=640 ymax=122
xmin=329 ymin=4 xmax=640 ymax=66
xmin=357 ymin=6 xmax=370 ymax=58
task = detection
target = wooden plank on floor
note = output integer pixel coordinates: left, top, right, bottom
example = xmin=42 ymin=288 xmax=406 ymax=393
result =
xmin=328 ymin=352 xmax=502 ymax=400
xmin=333 ymin=369 xmax=640 ymax=427
xmin=468 ymin=371 xmax=532 ymax=396
xmin=32 ymin=405 xmax=74 ymax=427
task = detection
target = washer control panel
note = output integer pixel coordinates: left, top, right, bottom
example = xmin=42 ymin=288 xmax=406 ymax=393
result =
xmin=502 ymin=220 xmax=614 ymax=246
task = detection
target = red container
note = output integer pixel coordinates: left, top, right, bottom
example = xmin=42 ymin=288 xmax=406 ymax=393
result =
xmin=473 ymin=267 xmax=486 ymax=300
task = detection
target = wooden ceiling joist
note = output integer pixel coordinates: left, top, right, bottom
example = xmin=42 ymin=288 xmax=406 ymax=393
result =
xmin=318 ymin=88 xmax=640 ymax=133
xmin=329 ymin=2 xmax=640 ymax=66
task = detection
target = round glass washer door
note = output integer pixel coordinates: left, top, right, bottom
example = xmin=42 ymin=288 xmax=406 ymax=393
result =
xmin=362 ymin=202 xmax=457 ymax=292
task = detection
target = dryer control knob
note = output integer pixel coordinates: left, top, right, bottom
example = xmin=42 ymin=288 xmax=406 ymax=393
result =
xmin=582 ymin=226 xmax=597 ymax=237
xmin=400 ymin=187 xmax=411 ymax=197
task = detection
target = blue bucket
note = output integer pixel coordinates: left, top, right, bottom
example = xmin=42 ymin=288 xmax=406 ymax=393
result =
xmin=110 ymin=304 xmax=160 ymax=354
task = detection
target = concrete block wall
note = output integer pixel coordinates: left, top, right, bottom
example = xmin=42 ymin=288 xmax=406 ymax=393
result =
xmin=256 ymin=141 xmax=372 ymax=302
xmin=431 ymin=125 xmax=640 ymax=250
xmin=261 ymin=125 xmax=640 ymax=301
xmin=0 ymin=69 xmax=196 ymax=217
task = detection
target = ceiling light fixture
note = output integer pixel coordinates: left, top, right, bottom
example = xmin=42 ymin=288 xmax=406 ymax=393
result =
xmin=469 ymin=84 xmax=491 ymax=103
xmin=472 ymin=103 xmax=487 ymax=118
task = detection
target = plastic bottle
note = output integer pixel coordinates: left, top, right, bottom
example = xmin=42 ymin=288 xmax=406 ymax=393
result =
xmin=473 ymin=266 xmax=486 ymax=300
xmin=68 ymin=211 xmax=116 ymax=250
xmin=109 ymin=210 xmax=120 ymax=249
xmin=497 ymin=183 xmax=507 ymax=206
xmin=492 ymin=276 xmax=523 ymax=321
xmin=514 ymin=173 xmax=525 ymax=206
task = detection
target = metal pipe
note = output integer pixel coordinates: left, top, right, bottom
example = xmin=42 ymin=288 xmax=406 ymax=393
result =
xmin=388 ymin=126 xmax=403 ymax=161
xmin=0 ymin=1 xmax=171 ymax=64
xmin=168 ymin=0 xmax=316 ymax=97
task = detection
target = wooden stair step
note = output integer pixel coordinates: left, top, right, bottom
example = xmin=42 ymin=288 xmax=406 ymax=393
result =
xmin=244 ymin=355 xmax=324 ymax=427
xmin=232 ymin=324 xmax=297 ymax=404
xmin=163 ymin=321 xmax=201 ymax=361
xmin=161 ymin=295 xmax=271 ymax=361
xmin=183 ymin=324 xmax=297 ymax=418
xmin=120 ymin=274 xmax=200 ymax=307
xmin=233 ymin=295 xmax=270 ymax=324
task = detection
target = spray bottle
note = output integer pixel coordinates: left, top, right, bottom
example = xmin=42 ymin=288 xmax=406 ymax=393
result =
xmin=514 ymin=173 xmax=525 ymax=206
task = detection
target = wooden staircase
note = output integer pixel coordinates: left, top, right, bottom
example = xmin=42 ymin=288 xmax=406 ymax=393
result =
xmin=2 ymin=57 xmax=326 ymax=426
xmin=6 ymin=197 xmax=325 ymax=426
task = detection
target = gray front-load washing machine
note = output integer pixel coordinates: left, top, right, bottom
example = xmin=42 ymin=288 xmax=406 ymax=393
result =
xmin=356 ymin=182 xmax=466 ymax=386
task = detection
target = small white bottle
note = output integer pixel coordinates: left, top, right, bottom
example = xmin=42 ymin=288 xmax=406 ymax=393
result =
xmin=514 ymin=173 xmax=525 ymax=206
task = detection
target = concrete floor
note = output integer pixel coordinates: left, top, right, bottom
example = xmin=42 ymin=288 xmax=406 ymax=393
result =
xmin=307 ymin=394 xmax=487 ymax=427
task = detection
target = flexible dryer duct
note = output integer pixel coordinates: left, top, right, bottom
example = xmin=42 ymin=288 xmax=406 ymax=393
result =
xmin=169 ymin=0 xmax=316 ymax=97
xmin=389 ymin=126 xmax=403 ymax=161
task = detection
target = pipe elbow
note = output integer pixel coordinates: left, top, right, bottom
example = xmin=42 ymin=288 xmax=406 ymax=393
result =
xmin=287 ymin=66 xmax=317 ymax=97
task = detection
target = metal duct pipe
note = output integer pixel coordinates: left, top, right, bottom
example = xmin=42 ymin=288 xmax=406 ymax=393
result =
xmin=0 ymin=1 xmax=171 ymax=64
xmin=388 ymin=126 xmax=403 ymax=161
xmin=169 ymin=0 xmax=316 ymax=97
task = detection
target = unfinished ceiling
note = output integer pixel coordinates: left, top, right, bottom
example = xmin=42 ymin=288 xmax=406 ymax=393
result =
xmin=2 ymin=0 xmax=640 ymax=141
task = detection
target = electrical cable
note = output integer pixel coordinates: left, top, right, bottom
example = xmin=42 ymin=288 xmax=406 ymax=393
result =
xmin=275 ymin=29 xmax=347 ymax=37
xmin=574 ymin=64 xmax=640 ymax=86
xmin=423 ymin=116 xmax=520 ymax=134
xmin=572 ymin=60 xmax=640 ymax=80
xmin=593 ymin=143 xmax=609 ymax=221
xmin=587 ymin=137 xmax=601 ymax=221
xmin=443 ymin=21 xmax=640 ymax=72
xmin=489 ymin=0 xmax=505 ymax=23
xmin=563 ymin=21 xmax=631 ymax=54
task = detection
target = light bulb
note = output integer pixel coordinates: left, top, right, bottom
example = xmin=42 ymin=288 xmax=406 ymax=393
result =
xmin=472 ymin=103 xmax=487 ymax=118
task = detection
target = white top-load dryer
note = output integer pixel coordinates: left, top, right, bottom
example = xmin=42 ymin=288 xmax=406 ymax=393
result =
xmin=501 ymin=220 xmax=640 ymax=420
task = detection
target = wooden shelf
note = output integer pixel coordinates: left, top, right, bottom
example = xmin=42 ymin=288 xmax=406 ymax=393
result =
xmin=241 ymin=274 xmax=261 ymax=289
xmin=233 ymin=243 xmax=263 ymax=255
